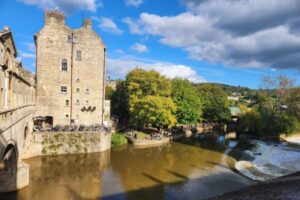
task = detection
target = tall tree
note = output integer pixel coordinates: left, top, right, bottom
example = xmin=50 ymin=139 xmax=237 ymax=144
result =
xmin=131 ymin=96 xmax=177 ymax=130
xmin=126 ymin=69 xmax=175 ymax=129
xmin=111 ymin=80 xmax=129 ymax=123
xmin=171 ymin=78 xmax=202 ymax=124
xmin=196 ymin=84 xmax=231 ymax=122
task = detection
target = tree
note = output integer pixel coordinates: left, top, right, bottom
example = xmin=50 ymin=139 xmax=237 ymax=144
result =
xmin=126 ymin=69 xmax=175 ymax=129
xmin=238 ymin=75 xmax=299 ymax=137
xmin=171 ymin=78 xmax=202 ymax=124
xmin=105 ymin=85 xmax=114 ymax=100
xmin=131 ymin=96 xmax=177 ymax=130
xmin=196 ymin=84 xmax=231 ymax=122
xmin=286 ymin=87 xmax=300 ymax=121
xmin=110 ymin=81 xmax=129 ymax=123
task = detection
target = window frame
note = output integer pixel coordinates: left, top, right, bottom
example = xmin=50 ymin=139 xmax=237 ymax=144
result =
xmin=60 ymin=85 xmax=68 ymax=93
xmin=76 ymin=50 xmax=81 ymax=60
xmin=61 ymin=59 xmax=68 ymax=71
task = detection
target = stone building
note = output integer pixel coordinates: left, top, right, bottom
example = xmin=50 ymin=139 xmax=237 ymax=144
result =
xmin=0 ymin=27 xmax=35 ymax=192
xmin=0 ymin=27 xmax=35 ymax=111
xmin=35 ymin=11 xmax=106 ymax=126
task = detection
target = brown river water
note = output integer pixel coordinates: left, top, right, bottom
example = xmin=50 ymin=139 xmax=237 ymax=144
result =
xmin=1 ymin=134 xmax=253 ymax=200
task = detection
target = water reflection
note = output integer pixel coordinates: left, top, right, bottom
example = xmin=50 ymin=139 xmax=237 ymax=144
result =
xmin=0 ymin=134 xmax=252 ymax=200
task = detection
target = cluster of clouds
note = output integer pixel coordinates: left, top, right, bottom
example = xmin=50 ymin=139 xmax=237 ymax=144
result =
xmin=106 ymin=57 xmax=206 ymax=83
xmin=19 ymin=0 xmax=145 ymax=14
xmin=18 ymin=0 xmax=300 ymax=81
xmin=124 ymin=0 xmax=300 ymax=71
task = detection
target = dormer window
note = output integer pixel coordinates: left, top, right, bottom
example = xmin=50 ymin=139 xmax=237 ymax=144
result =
xmin=61 ymin=59 xmax=67 ymax=71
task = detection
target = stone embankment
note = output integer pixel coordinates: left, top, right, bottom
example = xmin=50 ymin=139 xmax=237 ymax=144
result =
xmin=23 ymin=131 xmax=111 ymax=158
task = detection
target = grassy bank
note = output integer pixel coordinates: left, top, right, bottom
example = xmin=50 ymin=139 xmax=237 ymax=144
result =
xmin=111 ymin=132 xmax=127 ymax=147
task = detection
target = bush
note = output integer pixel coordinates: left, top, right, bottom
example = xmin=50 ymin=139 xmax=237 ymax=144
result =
xmin=238 ymin=110 xmax=299 ymax=137
xmin=111 ymin=133 xmax=127 ymax=147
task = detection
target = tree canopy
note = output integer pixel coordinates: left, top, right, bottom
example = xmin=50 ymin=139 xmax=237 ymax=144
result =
xmin=196 ymin=84 xmax=231 ymax=122
xmin=171 ymin=78 xmax=203 ymax=124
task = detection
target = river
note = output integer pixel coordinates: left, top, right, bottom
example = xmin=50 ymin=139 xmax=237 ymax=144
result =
xmin=1 ymin=134 xmax=253 ymax=200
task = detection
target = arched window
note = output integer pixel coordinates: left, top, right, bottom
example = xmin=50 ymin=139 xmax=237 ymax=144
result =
xmin=61 ymin=59 xmax=67 ymax=71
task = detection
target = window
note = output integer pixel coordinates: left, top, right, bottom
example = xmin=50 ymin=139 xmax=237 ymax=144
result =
xmin=61 ymin=59 xmax=67 ymax=71
xmin=85 ymin=99 xmax=89 ymax=104
xmin=85 ymin=88 xmax=90 ymax=94
xmin=76 ymin=88 xmax=80 ymax=93
xmin=61 ymin=86 xmax=67 ymax=93
xmin=67 ymin=35 xmax=72 ymax=42
xmin=76 ymin=99 xmax=80 ymax=105
xmin=65 ymin=99 xmax=69 ymax=106
xmin=76 ymin=77 xmax=80 ymax=82
xmin=65 ymin=114 xmax=69 ymax=118
xmin=76 ymin=50 xmax=81 ymax=60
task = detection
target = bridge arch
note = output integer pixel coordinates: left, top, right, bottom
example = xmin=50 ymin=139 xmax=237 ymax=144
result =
xmin=0 ymin=141 xmax=18 ymax=173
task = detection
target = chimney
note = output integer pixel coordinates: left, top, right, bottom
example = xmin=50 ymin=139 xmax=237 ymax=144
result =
xmin=83 ymin=19 xmax=92 ymax=30
xmin=45 ymin=10 xmax=65 ymax=26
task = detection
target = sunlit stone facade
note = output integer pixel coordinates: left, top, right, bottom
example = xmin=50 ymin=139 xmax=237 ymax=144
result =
xmin=35 ymin=11 xmax=106 ymax=126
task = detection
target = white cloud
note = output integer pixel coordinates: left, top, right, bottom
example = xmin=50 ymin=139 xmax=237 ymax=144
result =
xmin=131 ymin=43 xmax=148 ymax=53
xmin=18 ymin=0 xmax=101 ymax=13
xmin=124 ymin=0 xmax=300 ymax=71
xmin=125 ymin=0 xmax=144 ymax=7
xmin=94 ymin=17 xmax=123 ymax=35
xmin=20 ymin=52 xmax=35 ymax=59
xmin=24 ymin=42 xmax=35 ymax=52
xmin=106 ymin=57 xmax=206 ymax=83
xmin=115 ymin=49 xmax=124 ymax=54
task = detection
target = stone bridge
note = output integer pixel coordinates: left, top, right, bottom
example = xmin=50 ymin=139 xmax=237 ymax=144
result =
xmin=0 ymin=27 xmax=36 ymax=192
xmin=0 ymin=105 xmax=35 ymax=192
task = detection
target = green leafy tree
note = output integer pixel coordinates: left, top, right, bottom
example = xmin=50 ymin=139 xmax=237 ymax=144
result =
xmin=111 ymin=81 xmax=129 ymax=122
xmin=125 ymin=69 xmax=175 ymax=129
xmin=238 ymin=75 xmax=299 ymax=137
xmin=196 ymin=84 xmax=231 ymax=122
xmin=171 ymin=78 xmax=202 ymax=124
xmin=105 ymin=85 xmax=114 ymax=100
xmin=131 ymin=96 xmax=177 ymax=130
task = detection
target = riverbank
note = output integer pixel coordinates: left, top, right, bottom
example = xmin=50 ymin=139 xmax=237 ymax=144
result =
xmin=209 ymin=171 xmax=300 ymax=200
xmin=282 ymin=133 xmax=300 ymax=146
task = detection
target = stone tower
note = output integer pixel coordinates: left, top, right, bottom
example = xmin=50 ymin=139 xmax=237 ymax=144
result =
xmin=35 ymin=11 xmax=106 ymax=126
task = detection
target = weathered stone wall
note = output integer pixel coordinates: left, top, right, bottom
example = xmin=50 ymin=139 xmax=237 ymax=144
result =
xmin=23 ymin=131 xmax=111 ymax=158
xmin=35 ymin=11 xmax=106 ymax=126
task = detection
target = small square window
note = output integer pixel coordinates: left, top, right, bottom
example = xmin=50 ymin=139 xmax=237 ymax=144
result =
xmin=85 ymin=88 xmax=90 ymax=94
xmin=65 ymin=99 xmax=69 ymax=106
xmin=76 ymin=99 xmax=80 ymax=105
xmin=76 ymin=50 xmax=81 ymax=60
xmin=65 ymin=114 xmax=69 ymax=118
xmin=61 ymin=86 xmax=67 ymax=93
xmin=85 ymin=100 xmax=89 ymax=104
xmin=76 ymin=78 xmax=80 ymax=82
xmin=76 ymin=88 xmax=80 ymax=93
xmin=67 ymin=35 xmax=72 ymax=43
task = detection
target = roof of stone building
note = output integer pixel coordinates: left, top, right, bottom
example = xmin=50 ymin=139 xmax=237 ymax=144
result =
xmin=0 ymin=26 xmax=18 ymax=57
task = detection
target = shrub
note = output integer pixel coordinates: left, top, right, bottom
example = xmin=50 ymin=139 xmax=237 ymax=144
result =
xmin=111 ymin=133 xmax=127 ymax=147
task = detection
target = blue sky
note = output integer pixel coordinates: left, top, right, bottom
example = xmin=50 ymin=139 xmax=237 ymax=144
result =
xmin=0 ymin=0 xmax=299 ymax=88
